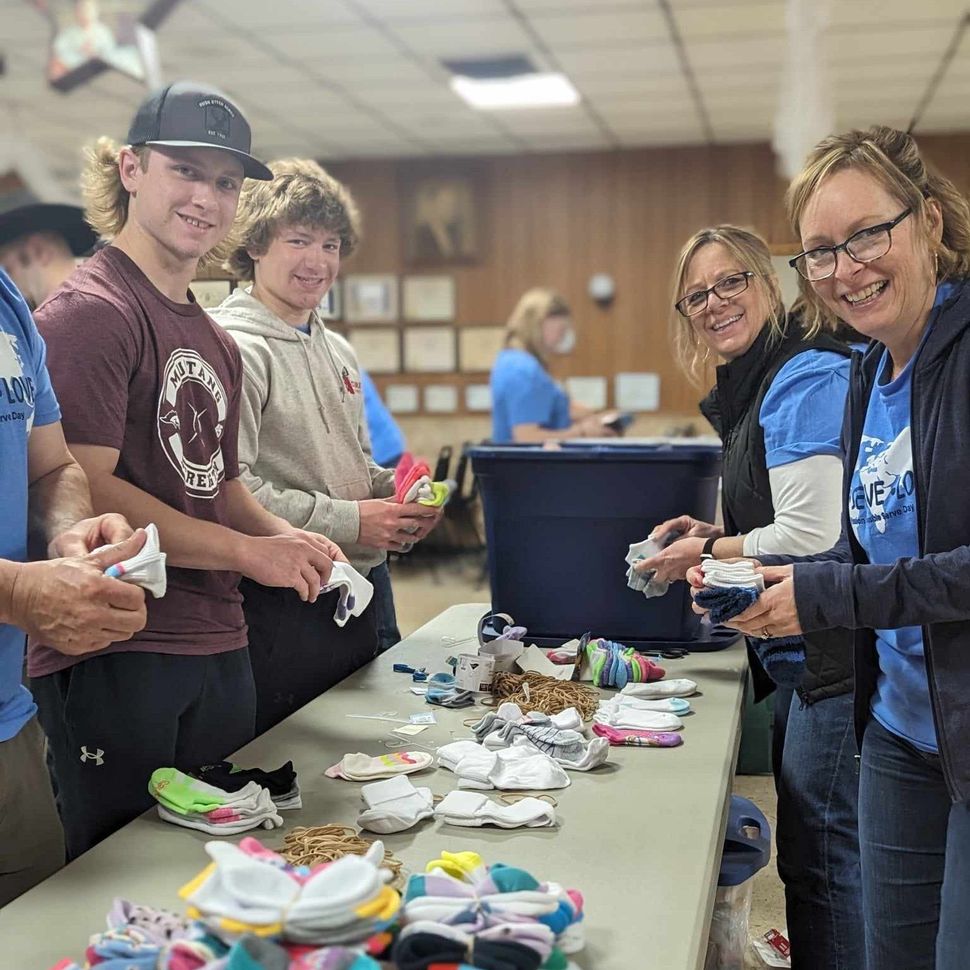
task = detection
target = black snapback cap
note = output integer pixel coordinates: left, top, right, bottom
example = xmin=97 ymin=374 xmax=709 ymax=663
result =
xmin=127 ymin=81 xmax=272 ymax=181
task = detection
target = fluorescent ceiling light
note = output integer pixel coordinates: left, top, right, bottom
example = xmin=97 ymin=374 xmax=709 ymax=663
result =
xmin=450 ymin=72 xmax=579 ymax=110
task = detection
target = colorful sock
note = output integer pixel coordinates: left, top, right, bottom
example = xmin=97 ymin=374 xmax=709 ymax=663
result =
xmin=494 ymin=719 xmax=610 ymax=771
xmin=591 ymin=723 xmax=684 ymax=747
xmin=149 ymin=768 xmax=265 ymax=816
xmin=226 ymin=936 xmax=289 ymax=970
xmin=417 ymin=480 xmax=454 ymax=508
xmin=357 ymin=776 xmax=434 ymax=834
xmin=426 ymin=672 xmax=475 ymax=708
xmin=157 ymin=804 xmax=283 ymax=835
xmin=325 ymin=751 xmax=433 ymax=781
xmin=101 ymin=522 xmax=168 ymax=598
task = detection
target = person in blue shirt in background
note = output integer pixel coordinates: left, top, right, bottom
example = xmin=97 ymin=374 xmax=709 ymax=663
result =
xmin=490 ymin=288 xmax=618 ymax=444
xmin=0 ymin=269 xmax=147 ymax=905
xmin=641 ymin=225 xmax=860 ymax=970
xmin=359 ymin=367 xmax=405 ymax=652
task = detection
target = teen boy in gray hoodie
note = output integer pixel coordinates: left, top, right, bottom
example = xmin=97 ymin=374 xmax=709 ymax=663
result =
xmin=211 ymin=159 xmax=441 ymax=732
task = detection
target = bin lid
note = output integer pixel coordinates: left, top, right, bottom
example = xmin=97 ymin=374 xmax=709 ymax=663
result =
xmin=718 ymin=795 xmax=772 ymax=887
xmin=469 ymin=442 xmax=721 ymax=463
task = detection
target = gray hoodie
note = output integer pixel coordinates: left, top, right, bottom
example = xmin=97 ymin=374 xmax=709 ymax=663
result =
xmin=210 ymin=287 xmax=395 ymax=572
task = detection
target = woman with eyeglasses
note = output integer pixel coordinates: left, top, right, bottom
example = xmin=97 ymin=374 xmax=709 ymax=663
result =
xmin=690 ymin=126 xmax=970 ymax=970
xmin=638 ymin=224 xmax=861 ymax=970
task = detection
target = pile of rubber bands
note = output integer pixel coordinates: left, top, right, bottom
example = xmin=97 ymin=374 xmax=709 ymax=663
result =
xmin=487 ymin=671 xmax=601 ymax=721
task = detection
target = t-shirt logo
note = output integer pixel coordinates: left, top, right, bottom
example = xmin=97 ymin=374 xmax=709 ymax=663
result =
xmin=157 ymin=348 xmax=228 ymax=499
xmin=0 ymin=332 xmax=35 ymax=432
xmin=852 ymin=429 xmax=915 ymax=535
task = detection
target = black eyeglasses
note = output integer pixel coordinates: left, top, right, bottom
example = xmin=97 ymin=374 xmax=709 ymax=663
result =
xmin=675 ymin=271 xmax=755 ymax=317
xmin=789 ymin=208 xmax=913 ymax=282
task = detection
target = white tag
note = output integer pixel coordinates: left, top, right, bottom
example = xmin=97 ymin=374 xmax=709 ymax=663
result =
xmin=409 ymin=713 xmax=436 ymax=724
xmin=410 ymin=686 xmax=429 ymax=695
xmin=393 ymin=724 xmax=429 ymax=737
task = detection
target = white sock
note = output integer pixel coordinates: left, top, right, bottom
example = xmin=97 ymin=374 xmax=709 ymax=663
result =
xmin=620 ymin=678 xmax=698 ymax=699
xmin=487 ymin=747 xmax=571 ymax=790
xmin=101 ymin=522 xmax=168 ymax=598
xmin=357 ymin=776 xmax=434 ymax=834
xmin=321 ymin=562 xmax=374 ymax=627
xmin=701 ymin=558 xmax=765 ymax=591
xmin=598 ymin=696 xmax=691 ymax=715
xmin=157 ymin=804 xmax=283 ymax=835
xmin=434 ymin=790 xmax=556 ymax=828
xmin=545 ymin=707 xmax=582 ymax=730
xmin=593 ymin=708 xmax=683 ymax=731
xmin=437 ymin=739 xmax=487 ymax=772
xmin=325 ymin=751 xmax=433 ymax=781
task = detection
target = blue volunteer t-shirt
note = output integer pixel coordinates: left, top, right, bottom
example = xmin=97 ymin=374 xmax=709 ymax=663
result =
xmin=759 ymin=349 xmax=849 ymax=468
xmin=490 ymin=348 xmax=570 ymax=444
xmin=0 ymin=270 xmax=61 ymax=741
xmin=848 ymin=283 xmax=956 ymax=753
xmin=360 ymin=369 xmax=406 ymax=467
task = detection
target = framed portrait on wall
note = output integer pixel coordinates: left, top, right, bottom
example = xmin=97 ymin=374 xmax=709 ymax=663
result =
xmin=404 ymin=174 xmax=479 ymax=264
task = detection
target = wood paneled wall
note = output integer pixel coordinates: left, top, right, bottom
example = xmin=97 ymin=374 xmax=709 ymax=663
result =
xmin=326 ymin=133 xmax=970 ymax=416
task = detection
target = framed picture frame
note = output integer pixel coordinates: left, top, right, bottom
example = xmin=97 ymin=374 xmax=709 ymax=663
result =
xmin=403 ymin=173 xmax=479 ymax=264
xmin=319 ymin=280 xmax=342 ymax=320
xmin=386 ymin=384 xmax=419 ymax=414
xmin=458 ymin=325 xmax=505 ymax=373
xmin=465 ymin=383 xmax=493 ymax=412
xmin=348 ymin=327 xmax=400 ymax=375
xmin=403 ymin=275 xmax=456 ymax=322
xmin=424 ymin=384 xmax=459 ymax=413
xmin=345 ymin=274 xmax=398 ymax=323
xmin=403 ymin=326 xmax=456 ymax=373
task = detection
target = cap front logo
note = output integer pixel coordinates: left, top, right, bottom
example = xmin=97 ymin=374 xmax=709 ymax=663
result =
xmin=198 ymin=98 xmax=233 ymax=141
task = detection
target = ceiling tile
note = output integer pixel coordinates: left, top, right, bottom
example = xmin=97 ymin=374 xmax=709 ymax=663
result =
xmin=520 ymin=132 xmax=613 ymax=152
xmin=673 ymin=3 xmax=784 ymax=38
xmin=485 ymin=107 xmax=604 ymax=137
xmin=354 ymin=0 xmax=506 ymax=21
xmin=199 ymin=0 xmax=361 ymax=30
xmin=260 ymin=25 xmax=403 ymax=61
xmin=830 ymin=0 xmax=966 ymax=29
xmin=826 ymin=25 xmax=955 ymax=61
xmin=387 ymin=15 xmax=533 ymax=56
xmin=513 ymin=0 xmax=646 ymax=10
xmin=528 ymin=9 xmax=667 ymax=47
xmin=556 ymin=42 xmax=680 ymax=77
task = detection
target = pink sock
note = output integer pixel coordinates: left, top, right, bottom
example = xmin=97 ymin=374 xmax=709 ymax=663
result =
xmin=592 ymin=723 xmax=683 ymax=747
xmin=206 ymin=808 xmax=243 ymax=822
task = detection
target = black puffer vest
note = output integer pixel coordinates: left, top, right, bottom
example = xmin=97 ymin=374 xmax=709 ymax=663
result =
xmin=699 ymin=316 xmax=854 ymax=704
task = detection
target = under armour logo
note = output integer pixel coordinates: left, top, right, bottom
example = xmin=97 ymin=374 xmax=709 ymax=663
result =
xmin=79 ymin=746 xmax=105 ymax=766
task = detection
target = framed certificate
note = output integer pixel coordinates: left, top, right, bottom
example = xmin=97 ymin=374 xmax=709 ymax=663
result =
xmin=403 ymin=326 xmax=456 ymax=373
xmin=345 ymin=274 xmax=398 ymax=323
xmin=403 ymin=275 xmax=456 ymax=321
xmin=458 ymin=326 xmax=504 ymax=372
xmin=348 ymin=327 xmax=400 ymax=374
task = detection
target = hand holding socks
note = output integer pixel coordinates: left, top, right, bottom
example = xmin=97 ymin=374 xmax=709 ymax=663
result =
xmin=695 ymin=558 xmax=806 ymax=688
xmin=321 ymin=562 xmax=374 ymax=627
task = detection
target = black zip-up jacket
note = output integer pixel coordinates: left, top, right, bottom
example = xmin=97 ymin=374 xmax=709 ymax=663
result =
xmin=774 ymin=280 xmax=970 ymax=802
xmin=699 ymin=316 xmax=854 ymax=705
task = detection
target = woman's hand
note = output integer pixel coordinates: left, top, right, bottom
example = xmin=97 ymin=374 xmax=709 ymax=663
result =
xmin=635 ymin=535 xmax=708 ymax=583
xmin=650 ymin=515 xmax=721 ymax=541
xmin=692 ymin=565 xmax=803 ymax=639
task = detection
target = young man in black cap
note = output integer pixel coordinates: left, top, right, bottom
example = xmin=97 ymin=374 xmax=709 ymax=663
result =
xmin=0 ymin=194 xmax=97 ymax=309
xmin=31 ymin=81 xmax=346 ymax=857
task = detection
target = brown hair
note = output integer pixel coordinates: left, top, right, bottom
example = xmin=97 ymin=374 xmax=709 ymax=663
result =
xmin=669 ymin=225 xmax=788 ymax=386
xmin=504 ymin=287 xmax=570 ymax=368
xmin=786 ymin=125 xmax=970 ymax=332
xmin=224 ymin=157 xmax=361 ymax=280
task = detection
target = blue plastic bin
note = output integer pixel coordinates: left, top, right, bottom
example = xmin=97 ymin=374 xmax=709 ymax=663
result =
xmin=707 ymin=796 xmax=772 ymax=969
xmin=469 ymin=442 xmax=722 ymax=646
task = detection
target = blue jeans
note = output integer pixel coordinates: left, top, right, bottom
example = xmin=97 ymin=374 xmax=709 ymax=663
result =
xmin=369 ymin=560 xmax=401 ymax=654
xmin=859 ymin=717 xmax=970 ymax=970
xmin=776 ymin=690 xmax=864 ymax=970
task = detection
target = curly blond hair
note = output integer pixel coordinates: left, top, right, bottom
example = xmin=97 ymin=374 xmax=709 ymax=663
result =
xmin=786 ymin=125 xmax=970 ymax=333
xmin=224 ymin=157 xmax=361 ymax=280
xmin=669 ymin=225 xmax=792 ymax=387
xmin=80 ymin=137 xmax=239 ymax=270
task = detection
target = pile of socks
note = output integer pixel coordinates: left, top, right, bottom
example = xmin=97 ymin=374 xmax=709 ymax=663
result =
xmin=593 ymin=695 xmax=686 ymax=732
xmin=584 ymin=636 xmax=665 ymax=689
xmin=624 ymin=529 xmax=680 ymax=600
xmin=395 ymin=850 xmax=584 ymax=970
xmin=325 ymin=751 xmax=434 ymax=781
xmin=321 ymin=562 xmax=374 ymax=627
xmin=180 ymin=837 xmax=400 ymax=947
xmin=357 ymin=776 xmax=435 ymax=834
xmin=437 ymin=739 xmax=570 ymax=791
xmin=189 ymin=760 xmax=302 ymax=811
xmin=469 ymin=703 xmax=609 ymax=771
xmin=694 ymin=558 xmax=806 ymax=688
xmin=394 ymin=453 xmax=454 ymax=509
xmin=149 ymin=768 xmax=284 ymax=835
xmin=434 ymin=790 xmax=557 ymax=829
xmin=424 ymin=672 xmax=475 ymax=709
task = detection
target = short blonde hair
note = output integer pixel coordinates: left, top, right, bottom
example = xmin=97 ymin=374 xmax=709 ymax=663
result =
xmin=786 ymin=125 xmax=970 ymax=333
xmin=225 ymin=157 xmax=361 ymax=280
xmin=669 ymin=225 xmax=788 ymax=386
xmin=80 ymin=137 xmax=237 ymax=270
xmin=504 ymin=287 xmax=570 ymax=368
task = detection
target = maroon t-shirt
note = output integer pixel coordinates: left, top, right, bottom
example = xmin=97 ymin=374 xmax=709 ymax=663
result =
xmin=29 ymin=246 xmax=247 ymax=676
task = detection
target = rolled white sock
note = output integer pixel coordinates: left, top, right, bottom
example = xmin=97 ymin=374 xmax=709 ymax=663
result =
xmin=434 ymin=789 xmax=556 ymax=828
xmin=593 ymin=708 xmax=683 ymax=731
xmin=620 ymin=678 xmax=698 ymax=699
xmin=357 ymin=776 xmax=434 ymax=834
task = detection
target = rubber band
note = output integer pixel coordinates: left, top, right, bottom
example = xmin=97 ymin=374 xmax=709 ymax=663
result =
xmin=498 ymin=792 xmax=558 ymax=807
xmin=278 ymin=824 xmax=406 ymax=887
xmin=488 ymin=671 xmax=601 ymax=721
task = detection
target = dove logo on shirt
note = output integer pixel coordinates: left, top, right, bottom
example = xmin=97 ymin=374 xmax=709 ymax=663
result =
xmin=0 ymin=331 xmax=36 ymax=430
xmin=851 ymin=430 xmax=915 ymax=534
